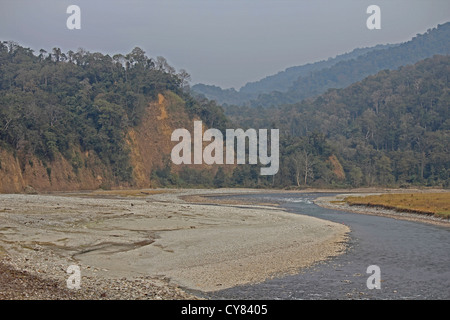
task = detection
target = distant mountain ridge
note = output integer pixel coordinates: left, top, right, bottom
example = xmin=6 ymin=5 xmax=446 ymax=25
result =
xmin=192 ymin=22 xmax=450 ymax=108
xmin=192 ymin=43 xmax=396 ymax=106
xmin=239 ymin=44 xmax=396 ymax=95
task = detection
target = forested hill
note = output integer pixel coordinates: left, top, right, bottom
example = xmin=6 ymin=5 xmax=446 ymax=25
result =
xmin=240 ymin=44 xmax=396 ymax=95
xmin=0 ymin=42 xmax=448 ymax=192
xmin=0 ymin=41 xmax=227 ymax=192
xmin=226 ymin=55 xmax=450 ymax=188
xmin=194 ymin=22 xmax=450 ymax=108
xmin=249 ymin=23 xmax=450 ymax=108
xmin=192 ymin=43 xmax=396 ymax=106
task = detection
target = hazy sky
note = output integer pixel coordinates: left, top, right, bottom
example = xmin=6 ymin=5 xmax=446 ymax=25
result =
xmin=1 ymin=0 xmax=449 ymax=89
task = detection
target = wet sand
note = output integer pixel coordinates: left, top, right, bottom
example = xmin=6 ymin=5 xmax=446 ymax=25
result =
xmin=0 ymin=188 xmax=349 ymax=299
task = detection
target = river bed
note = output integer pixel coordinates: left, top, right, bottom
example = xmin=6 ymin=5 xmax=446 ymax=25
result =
xmin=205 ymin=193 xmax=450 ymax=300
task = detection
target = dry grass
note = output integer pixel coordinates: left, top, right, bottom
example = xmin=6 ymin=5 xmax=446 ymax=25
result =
xmin=345 ymin=193 xmax=450 ymax=219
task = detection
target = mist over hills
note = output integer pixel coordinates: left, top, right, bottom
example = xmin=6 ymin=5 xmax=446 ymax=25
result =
xmin=192 ymin=43 xmax=396 ymax=106
xmin=192 ymin=22 xmax=450 ymax=108
xmin=239 ymin=44 xmax=397 ymax=95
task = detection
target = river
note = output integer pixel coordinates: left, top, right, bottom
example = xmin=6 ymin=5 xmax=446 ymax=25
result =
xmin=204 ymin=192 xmax=450 ymax=300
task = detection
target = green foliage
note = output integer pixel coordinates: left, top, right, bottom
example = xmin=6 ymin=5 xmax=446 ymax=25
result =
xmin=0 ymin=41 xmax=228 ymax=184
xmin=150 ymin=161 xmax=181 ymax=187
xmin=71 ymin=152 xmax=83 ymax=173
xmin=1 ymin=36 xmax=448 ymax=190
xmin=223 ymin=55 xmax=450 ymax=188
xmin=150 ymin=161 xmax=214 ymax=188
xmin=179 ymin=167 xmax=214 ymax=188
xmin=213 ymin=167 xmax=226 ymax=188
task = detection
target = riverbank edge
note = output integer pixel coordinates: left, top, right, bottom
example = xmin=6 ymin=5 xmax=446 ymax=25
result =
xmin=0 ymin=188 xmax=349 ymax=300
xmin=184 ymin=187 xmax=450 ymax=228
xmin=314 ymin=193 xmax=450 ymax=228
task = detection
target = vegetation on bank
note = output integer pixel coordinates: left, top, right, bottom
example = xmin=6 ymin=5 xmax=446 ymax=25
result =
xmin=345 ymin=193 xmax=450 ymax=219
xmin=0 ymin=41 xmax=227 ymax=184
xmin=0 ymin=40 xmax=448 ymax=191
xmin=224 ymin=55 xmax=450 ymax=189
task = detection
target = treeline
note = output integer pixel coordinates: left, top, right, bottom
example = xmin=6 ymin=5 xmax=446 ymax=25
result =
xmin=1 ymin=41 xmax=448 ymax=190
xmin=150 ymin=131 xmax=346 ymax=189
xmin=0 ymin=42 xmax=227 ymax=183
xmin=224 ymin=55 xmax=450 ymax=188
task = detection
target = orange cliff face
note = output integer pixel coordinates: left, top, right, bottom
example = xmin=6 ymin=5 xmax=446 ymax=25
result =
xmin=0 ymin=147 xmax=108 ymax=193
xmin=126 ymin=92 xmax=192 ymax=188
xmin=0 ymin=92 xmax=220 ymax=193
xmin=328 ymin=154 xmax=346 ymax=181
xmin=126 ymin=92 xmax=225 ymax=188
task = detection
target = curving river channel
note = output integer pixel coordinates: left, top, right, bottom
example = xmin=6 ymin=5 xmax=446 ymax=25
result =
xmin=204 ymin=193 xmax=450 ymax=300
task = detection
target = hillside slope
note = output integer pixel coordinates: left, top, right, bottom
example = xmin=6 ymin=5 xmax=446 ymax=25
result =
xmin=192 ymin=43 xmax=395 ymax=105
xmin=0 ymin=42 xmax=227 ymax=193
xmin=226 ymin=55 xmax=450 ymax=188
xmin=249 ymin=22 xmax=450 ymax=108
xmin=193 ymin=22 xmax=449 ymax=108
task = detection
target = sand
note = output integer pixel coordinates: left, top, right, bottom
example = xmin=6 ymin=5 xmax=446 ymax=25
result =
xmin=0 ymin=188 xmax=349 ymax=299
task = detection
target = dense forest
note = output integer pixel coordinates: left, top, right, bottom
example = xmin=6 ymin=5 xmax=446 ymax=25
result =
xmin=225 ymin=55 xmax=450 ymax=188
xmin=0 ymin=40 xmax=448 ymax=191
xmin=0 ymin=41 xmax=227 ymax=185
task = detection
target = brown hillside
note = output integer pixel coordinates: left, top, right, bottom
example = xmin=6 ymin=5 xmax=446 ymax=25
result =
xmin=0 ymin=92 xmax=216 ymax=193
xmin=0 ymin=147 xmax=108 ymax=193
xmin=328 ymin=155 xmax=345 ymax=180
xmin=126 ymin=92 xmax=214 ymax=188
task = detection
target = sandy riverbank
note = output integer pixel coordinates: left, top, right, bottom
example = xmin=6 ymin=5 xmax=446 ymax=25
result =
xmin=0 ymin=188 xmax=349 ymax=299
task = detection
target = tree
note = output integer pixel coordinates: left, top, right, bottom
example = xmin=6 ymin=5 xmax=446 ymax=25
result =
xmin=348 ymin=166 xmax=363 ymax=187
xmin=292 ymin=149 xmax=315 ymax=186
xmin=213 ymin=167 xmax=226 ymax=188
xmin=178 ymin=69 xmax=191 ymax=91
xmin=156 ymin=56 xmax=175 ymax=75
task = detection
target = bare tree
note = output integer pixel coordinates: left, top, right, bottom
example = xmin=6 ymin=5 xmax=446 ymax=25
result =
xmin=156 ymin=56 xmax=176 ymax=75
xmin=293 ymin=149 xmax=315 ymax=186
xmin=177 ymin=69 xmax=191 ymax=90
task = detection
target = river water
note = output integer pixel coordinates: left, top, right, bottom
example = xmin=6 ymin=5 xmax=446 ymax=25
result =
xmin=204 ymin=193 xmax=450 ymax=300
